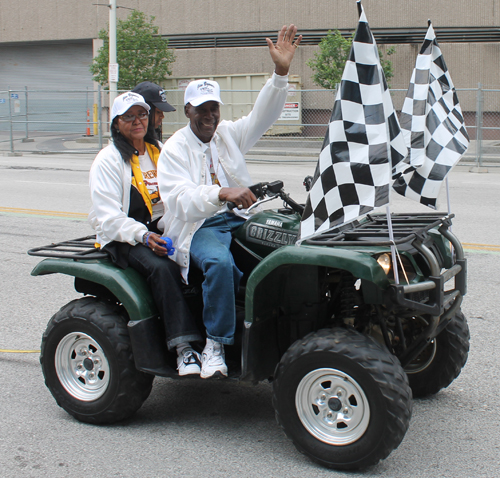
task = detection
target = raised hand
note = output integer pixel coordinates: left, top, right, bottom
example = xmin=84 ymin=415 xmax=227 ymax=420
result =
xmin=266 ymin=24 xmax=302 ymax=76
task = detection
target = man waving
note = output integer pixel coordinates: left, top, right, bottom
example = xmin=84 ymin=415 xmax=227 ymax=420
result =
xmin=157 ymin=25 xmax=302 ymax=379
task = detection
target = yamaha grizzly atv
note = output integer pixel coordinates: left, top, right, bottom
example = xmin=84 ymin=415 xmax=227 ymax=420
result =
xmin=28 ymin=179 xmax=469 ymax=471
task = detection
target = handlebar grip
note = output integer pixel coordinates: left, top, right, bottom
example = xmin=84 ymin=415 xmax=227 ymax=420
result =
xmin=226 ymin=183 xmax=266 ymax=211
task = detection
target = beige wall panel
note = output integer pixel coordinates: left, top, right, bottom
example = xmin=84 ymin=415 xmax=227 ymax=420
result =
xmin=377 ymin=43 xmax=496 ymax=91
xmin=170 ymin=41 xmax=500 ymax=95
xmin=1 ymin=0 xmax=498 ymax=108
xmin=0 ymin=0 xmax=99 ymax=42
xmin=354 ymin=0 xmax=500 ymax=28
xmin=1 ymin=1 xmax=499 ymax=42
xmin=152 ymin=0 xmax=500 ymax=35
xmin=171 ymin=47 xmax=277 ymax=79
xmin=170 ymin=46 xmax=318 ymax=89
xmin=440 ymin=43 xmax=500 ymax=89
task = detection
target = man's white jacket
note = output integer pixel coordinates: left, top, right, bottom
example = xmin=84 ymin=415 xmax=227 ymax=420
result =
xmin=158 ymin=73 xmax=289 ymax=282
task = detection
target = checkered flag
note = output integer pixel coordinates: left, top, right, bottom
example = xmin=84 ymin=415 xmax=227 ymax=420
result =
xmin=300 ymin=1 xmax=408 ymax=241
xmin=392 ymin=21 xmax=469 ymax=208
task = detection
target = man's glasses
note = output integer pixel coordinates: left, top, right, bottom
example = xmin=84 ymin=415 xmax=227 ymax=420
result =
xmin=120 ymin=112 xmax=149 ymax=122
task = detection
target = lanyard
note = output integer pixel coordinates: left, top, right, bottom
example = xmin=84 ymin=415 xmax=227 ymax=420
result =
xmin=210 ymin=140 xmax=220 ymax=175
xmin=208 ymin=139 xmax=228 ymax=187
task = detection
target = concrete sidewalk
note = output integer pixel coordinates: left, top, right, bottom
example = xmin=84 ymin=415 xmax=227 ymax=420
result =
xmin=1 ymin=131 xmax=499 ymax=166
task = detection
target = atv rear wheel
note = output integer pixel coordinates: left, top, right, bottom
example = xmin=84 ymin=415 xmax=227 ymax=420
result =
xmin=405 ymin=310 xmax=470 ymax=398
xmin=40 ymin=297 xmax=154 ymax=424
xmin=272 ymin=328 xmax=412 ymax=470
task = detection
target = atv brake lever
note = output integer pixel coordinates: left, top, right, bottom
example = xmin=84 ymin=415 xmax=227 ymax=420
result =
xmin=227 ymin=182 xmax=270 ymax=211
xmin=246 ymin=194 xmax=279 ymax=213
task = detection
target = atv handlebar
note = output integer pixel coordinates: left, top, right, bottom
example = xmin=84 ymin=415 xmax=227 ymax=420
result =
xmin=227 ymin=181 xmax=305 ymax=215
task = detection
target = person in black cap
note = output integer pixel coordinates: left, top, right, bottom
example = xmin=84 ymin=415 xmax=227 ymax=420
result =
xmin=132 ymin=81 xmax=175 ymax=142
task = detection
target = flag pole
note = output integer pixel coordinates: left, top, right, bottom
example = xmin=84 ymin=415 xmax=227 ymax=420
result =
xmin=385 ymin=205 xmax=400 ymax=284
xmin=376 ymin=8 xmax=400 ymax=286
xmin=445 ymin=176 xmax=452 ymax=216
xmin=445 ymin=176 xmax=454 ymax=257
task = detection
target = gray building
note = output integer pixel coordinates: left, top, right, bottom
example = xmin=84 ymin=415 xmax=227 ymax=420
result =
xmin=1 ymin=0 xmax=498 ymax=136
xmin=1 ymin=0 xmax=498 ymax=90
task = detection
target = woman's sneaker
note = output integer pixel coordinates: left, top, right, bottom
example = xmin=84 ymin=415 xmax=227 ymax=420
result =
xmin=177 ymin=348 xmax=202 ymax=376
xmin=201 ymin=341 xmax=228 ymax=379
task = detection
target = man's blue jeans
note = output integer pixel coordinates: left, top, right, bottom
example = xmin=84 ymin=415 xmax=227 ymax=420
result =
xmin=190 ymin=213 xmax=246 ymax=345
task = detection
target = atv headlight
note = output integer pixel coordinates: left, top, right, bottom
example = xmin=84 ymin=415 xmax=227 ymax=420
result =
xmin=377 ymin=253 xmax=392 ymax=275
xmin=376 ymin=253 xmax=417 ymax=282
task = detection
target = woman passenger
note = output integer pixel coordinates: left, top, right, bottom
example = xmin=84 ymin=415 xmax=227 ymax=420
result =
xmin=88 ymin=91 xmax=202 ymax=376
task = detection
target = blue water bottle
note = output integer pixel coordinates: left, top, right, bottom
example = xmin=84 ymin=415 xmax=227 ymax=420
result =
xmin=160 ymin=237 xmax=175 ymax=256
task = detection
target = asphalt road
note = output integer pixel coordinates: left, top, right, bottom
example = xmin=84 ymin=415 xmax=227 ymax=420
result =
xmin=1 ymin=152 xmax=499 ymax=477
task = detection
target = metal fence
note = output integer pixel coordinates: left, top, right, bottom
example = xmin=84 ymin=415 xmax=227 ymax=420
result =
xmin=1 ymin=85 xmax=498 ymax=165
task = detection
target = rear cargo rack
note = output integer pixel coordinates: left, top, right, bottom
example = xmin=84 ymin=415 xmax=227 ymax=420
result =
xmin=27 ymin=235 xmax=108 ymax=260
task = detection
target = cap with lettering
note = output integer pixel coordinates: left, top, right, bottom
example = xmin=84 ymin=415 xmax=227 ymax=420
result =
xmin=111 ymin=92 xmax=150 ymax=121
xmin=132 ymin=81 xmax=176 ymax=112
xmin=184 ymin=79 xmax=223 ymax=107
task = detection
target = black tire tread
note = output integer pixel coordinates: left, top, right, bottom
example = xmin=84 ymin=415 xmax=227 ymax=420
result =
xmin=408 ymin=310 xmax=470 ymax=398
xmin=40 ymin=297 xmax=154 ymax=424
xmin=273 ymin=327 xmax=412 ymax=470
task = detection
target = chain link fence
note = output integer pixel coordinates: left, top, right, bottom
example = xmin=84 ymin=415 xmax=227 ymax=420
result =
xmin=0 ymin=86 xmax=101 ymax=153
xmin=1 ymin=85 xmax=499 ymax=165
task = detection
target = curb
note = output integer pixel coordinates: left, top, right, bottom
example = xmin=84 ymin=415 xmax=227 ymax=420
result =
xmin=247 ymin=149 xmax=500 ymax=164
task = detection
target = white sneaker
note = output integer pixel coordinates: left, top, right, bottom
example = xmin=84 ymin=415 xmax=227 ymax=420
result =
xmin=177 ymin=348 xmax=202 ymax=376
xmin=201 ymin=340 xmax=228 ymax=379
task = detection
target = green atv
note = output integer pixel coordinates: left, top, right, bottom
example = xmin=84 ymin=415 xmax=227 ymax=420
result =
xmin=28 ymin=179 xmax=469 ymax=471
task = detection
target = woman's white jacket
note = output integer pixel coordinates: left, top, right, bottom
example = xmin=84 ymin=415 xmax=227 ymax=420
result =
xmin=88 ymin=143 xmax=150 ymax=247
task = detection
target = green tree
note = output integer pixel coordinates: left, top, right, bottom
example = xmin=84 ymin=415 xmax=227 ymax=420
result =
xmin=90 ymin=10 xmax=175 ymax=90
xmin=380 ymin=46 xmax=396 ymax=87
xmin=307 ymin=30 xmax=395 ymax=90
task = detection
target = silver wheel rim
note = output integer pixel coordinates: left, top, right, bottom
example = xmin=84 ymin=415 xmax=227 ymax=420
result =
xmin=405 ymin=339 xmax=437 ymax=374
xmin=55 ymin=332 xmax=111 ymax=401
xmin=295 ymin=368 xmax=370 ymax=446
xmin=404 ymin=315 xmax=437 ymax=375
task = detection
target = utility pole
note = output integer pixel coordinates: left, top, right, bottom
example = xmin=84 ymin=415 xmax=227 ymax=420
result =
xmin=108 ymin=0 xmax=118 ymax=106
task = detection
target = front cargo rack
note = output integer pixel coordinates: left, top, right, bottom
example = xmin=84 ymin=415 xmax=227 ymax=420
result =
xmin=27 ymin=235 xmax=108 ymax=260
xmin=304 ymin=213 xmax=454 ymax=247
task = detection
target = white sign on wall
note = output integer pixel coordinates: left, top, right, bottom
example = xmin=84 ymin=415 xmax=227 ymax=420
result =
xmin=279 ymin=102 xmax=300 ymax=121
xmin=287 ymin=84 xmax=297 ymax=97
xmin=109 ymin=63 xmax=119 ymax=83
xmin=178 ymin=79 xmax=190 ymax=91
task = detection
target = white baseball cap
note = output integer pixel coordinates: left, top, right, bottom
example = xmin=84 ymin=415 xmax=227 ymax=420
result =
xmin=111 ymin=92 xmax=151 ymax=121
xmin=184 ymin=79 xmax=224 ymax=107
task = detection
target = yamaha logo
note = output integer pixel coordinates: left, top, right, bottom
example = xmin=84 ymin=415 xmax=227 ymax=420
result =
xmin=266 ymin=219 xmax=283 ymax=228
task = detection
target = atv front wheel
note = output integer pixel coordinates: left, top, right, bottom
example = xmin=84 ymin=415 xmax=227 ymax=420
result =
xmin=40 ymin=297 xmax=154 ymax=424
xmin=405 ymin=310 xmax=470 ymax=398
xmin=272 ymin=328 xmax=412 ymax=471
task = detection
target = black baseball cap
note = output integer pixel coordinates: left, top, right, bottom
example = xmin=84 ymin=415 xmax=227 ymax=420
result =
xmin=132 ymin=81 xmax=176 ymax=112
